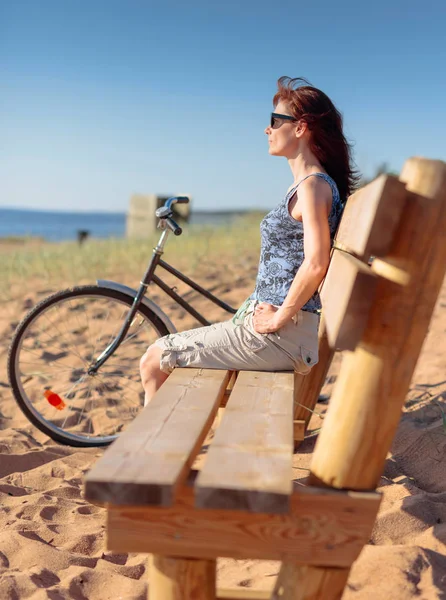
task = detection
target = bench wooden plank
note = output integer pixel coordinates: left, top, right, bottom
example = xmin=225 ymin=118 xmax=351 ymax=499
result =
xmin=149 ymin=555 xmax=216 ymax=600
xmin=217 ymin=590 xmax=271 ymax=600
xmin=293 ymin=316 xmax=335 ymax=445
xmin=107 ymin=482 xmax=381 ymax=566
xmin=293 ymin=420 xmax=306 ymax=441
xmin=320 ymin=250 xmax=378 ymax=350
xmin=85 ymin=368 xmax=230 ymax=506
xmin=335 ymin=174 xmax=407 ymax=259
xmin=195 ymin=371 xmax=294 ymax=514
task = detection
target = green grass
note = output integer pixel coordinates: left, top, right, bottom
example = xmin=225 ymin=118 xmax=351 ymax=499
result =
xmin=0 ymin=235 xmax=46 ymax=244
xmin=0 ymin=213 xmax=264 ymax=306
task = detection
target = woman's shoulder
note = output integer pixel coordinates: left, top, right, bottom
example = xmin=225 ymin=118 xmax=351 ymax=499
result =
xmin=299 ymin=172 xmax=338 ymax=193
xmin=299 ymin=173 xmax=341 ymax=213
xmin=293 ymin=172 xmax=336 ymax=205
xmin=286 ymin=172 xmax=338 ymax=196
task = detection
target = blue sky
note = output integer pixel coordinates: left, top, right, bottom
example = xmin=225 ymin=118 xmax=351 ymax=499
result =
xmin=1 ymin=0 xmax=445 ymax=212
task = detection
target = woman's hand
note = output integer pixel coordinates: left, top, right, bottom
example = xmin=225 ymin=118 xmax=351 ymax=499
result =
xmin=252 ymin=303 xmax=281 ymax=334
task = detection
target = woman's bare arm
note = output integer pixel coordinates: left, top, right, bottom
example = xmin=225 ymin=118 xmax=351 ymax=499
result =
xmin=253 ymin=177 xmax=332 ymax=333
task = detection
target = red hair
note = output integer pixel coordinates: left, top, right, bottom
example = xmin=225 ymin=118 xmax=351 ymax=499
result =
xmin=273 ymin=76 xmax=360 ymax=201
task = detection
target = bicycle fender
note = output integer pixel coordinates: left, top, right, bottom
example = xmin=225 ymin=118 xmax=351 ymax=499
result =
xmin=97 ymin=279 xmax=177 ymax=334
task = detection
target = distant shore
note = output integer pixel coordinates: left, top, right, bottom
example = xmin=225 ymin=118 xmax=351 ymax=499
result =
xmin=0 ymin=207 xmax=262 ymax=243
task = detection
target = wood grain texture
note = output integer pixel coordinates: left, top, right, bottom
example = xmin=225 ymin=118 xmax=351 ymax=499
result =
xmin=275 ymin=159 xmax=446 ymax=600
xmin=320 ymin=250 xmax=378 ymax=350
xmin=217 ymin=590 xmax=272 ymax=600
xmin=293 ymin=316 xmax=335 ymax=433
xmin=195 ymin=371 xmax=294 ymax=513
xmin=149 ymin=555 xmax=216 ymax=600
xmin=272 ymin=564 xmax=350 ymax=600
xmin=311 ymin=158 xmax=446 ymax=490
xmin=293 ymin=420 xmax=305 ymax=442
xmin=370 ymin=256 xmax=411 ymax=286
xmin=85 ymin=368 xmax=230 ymax=506
xmin=106 ymin=484 xmax=381 ymax=565
xmin=335 ymin=174 xmax=407 ymax=259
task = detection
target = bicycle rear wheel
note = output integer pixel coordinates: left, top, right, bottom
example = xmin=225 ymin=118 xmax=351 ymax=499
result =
xmin=8 ymin=285 xmax=170 ymax=447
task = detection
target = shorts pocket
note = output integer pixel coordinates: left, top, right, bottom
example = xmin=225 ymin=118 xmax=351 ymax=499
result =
xmin=244 ymin=332 xmax=268 ymax=352
xmin=300 ymin=345 xmax=318 ymax=367
xmin=242 ymin=313 xmax=269 ymax=353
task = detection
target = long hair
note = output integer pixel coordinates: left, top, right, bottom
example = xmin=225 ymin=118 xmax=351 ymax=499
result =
xmin=273 ymin=76 xmax=360 ymax=201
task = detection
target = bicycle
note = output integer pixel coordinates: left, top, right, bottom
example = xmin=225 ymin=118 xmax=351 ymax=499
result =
xmin=7 ymin=196 xmax=238 ymax=447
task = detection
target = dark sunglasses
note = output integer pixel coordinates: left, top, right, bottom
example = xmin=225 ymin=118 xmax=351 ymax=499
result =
xmin=270 ymin=112 xmax=298 ymax=129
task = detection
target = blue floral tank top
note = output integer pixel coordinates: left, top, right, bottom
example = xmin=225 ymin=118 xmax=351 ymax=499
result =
xmin=252 ymin=173 xmax=343 ymax=314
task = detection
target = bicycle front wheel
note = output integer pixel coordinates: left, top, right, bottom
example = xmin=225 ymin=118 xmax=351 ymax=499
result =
xmin=8 ymin=285 xmax=170 ymax=447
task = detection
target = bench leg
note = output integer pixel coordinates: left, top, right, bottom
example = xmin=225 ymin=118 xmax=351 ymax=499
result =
xmin=272 ymin=563 xmax=350 ymax=599
xmin=294 ymin=318 xmax=335 ymax=448
xmin=149 ymin=555 xmax=216 ymax=599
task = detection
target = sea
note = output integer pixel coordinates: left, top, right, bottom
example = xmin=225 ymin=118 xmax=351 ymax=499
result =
xmin=0 ymin=208 xmax=250 ymax=243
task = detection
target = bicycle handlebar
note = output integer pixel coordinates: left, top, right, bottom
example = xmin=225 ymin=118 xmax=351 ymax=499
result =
xmin=165 ymin=196 xmax=190 ymax=210
xmin=166 ymin=217 xmax=182 ymax=236
xmin=155 ymin=196 xmax=189 ymax=236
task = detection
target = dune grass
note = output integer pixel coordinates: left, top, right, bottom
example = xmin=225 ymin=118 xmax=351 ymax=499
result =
xmin=0 ymin=213 xmax=264 ymax=307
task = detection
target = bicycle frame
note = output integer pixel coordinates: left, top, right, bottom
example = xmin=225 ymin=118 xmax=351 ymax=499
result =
xmin=88 ymin=225 xmax=238 ymax=374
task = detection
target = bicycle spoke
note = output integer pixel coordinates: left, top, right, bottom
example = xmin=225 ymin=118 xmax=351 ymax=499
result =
xmin=97 ymin=305 xmax=129 ymax=359
xmin=46 ymin=302 xmax=87 ymax=362
xmin=98 ymin=363 xmax=140 ymax=371
xmin=99 ymin=370 xmax=141 ymax=386
xmin=11 ymin=288 xmax=166 ymax=445
xmin=94 ymin=380 xmax=142 ymax=407
xmin=19 ymin=359 xmax=82 ymax=374
xmin=95 ymin=373 xmax=142 ymax=425
xmin=119 ymin=319 xmax=154 ymax=348
xmin=19 ymin=344 xmax=83 ymax=372
xmin=68 ymin=298 xmax=96 ymax=363
xmin=89 ymin=377 xmax=127 ymax=437
xmin=74 ymin=377 xmax=94 ymax=431
xmin=97 ymin=380 xmax=127 ymax=433
xmin=89 ymin=304 xmax=112 ymax=363
xmin=98 ymin=380 xmax=141 ymax=394
xmin=41 ymin=310 xmax=88 ymax=366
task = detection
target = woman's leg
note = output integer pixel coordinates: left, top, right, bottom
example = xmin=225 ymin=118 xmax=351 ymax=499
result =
xmin=139 ymin=304 xmax=319 ymax=408
xmin=139 ymin=345 xmax=169 ymax=406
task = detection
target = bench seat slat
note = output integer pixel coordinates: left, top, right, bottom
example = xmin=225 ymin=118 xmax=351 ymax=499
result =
xmin=196 ymin=371 xmax=294 ymax=514
xmin=85 ymin=368 xmax=230 ymax=506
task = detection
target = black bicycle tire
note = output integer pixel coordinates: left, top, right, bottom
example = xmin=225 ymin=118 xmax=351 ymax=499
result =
xmin=7 ymin=285 xmax=170 ymax=447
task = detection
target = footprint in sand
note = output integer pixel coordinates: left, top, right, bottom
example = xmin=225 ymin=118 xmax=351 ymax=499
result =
xmin=0 ymin=551 xmax=9 ymax=568
xmin=30 ymin=568 xmax=61 ymax=589
xmin=39 ymin=506 xmax=59 ymax=521
xmin=76 ymin=505 xmax=102 ymax=516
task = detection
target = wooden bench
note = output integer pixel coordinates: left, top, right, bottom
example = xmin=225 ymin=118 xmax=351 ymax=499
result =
xmin=84 ymin=157 xmax=446 ymax=600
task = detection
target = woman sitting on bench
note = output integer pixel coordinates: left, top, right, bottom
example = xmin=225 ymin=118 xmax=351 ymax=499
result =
xmin=140 ymin=75 xmax=359 ymax=406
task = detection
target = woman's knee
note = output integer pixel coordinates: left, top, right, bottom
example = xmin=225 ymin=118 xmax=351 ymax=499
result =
xmin=140 ymin=345 xmax=163 ymax=381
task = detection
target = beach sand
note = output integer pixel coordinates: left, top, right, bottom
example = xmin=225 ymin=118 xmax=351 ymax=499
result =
xmin=0 ymin=259 xmax=445 ymax=599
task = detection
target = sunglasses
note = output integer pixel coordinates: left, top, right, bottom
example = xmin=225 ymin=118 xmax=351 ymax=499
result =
xmin=270 ymin=112 xmax=298 ymax=129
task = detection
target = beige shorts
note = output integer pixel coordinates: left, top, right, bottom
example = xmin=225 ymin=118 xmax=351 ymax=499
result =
xmin=153 ymin=299 xmax=320 ymax=375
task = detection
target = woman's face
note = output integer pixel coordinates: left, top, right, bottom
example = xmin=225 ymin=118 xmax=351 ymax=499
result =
xmin=265 ymin=101 xmax=303 ymax=157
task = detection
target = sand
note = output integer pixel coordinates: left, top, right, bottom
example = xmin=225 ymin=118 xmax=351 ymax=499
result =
xmin=0 ymin=266 xmax=445 ymax=599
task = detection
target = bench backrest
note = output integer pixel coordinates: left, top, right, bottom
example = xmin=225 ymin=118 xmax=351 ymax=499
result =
xmin=320 ymin=174 xmax=408 ymax=350
xmin=294 ymin=173 xmax=409 ymax=427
